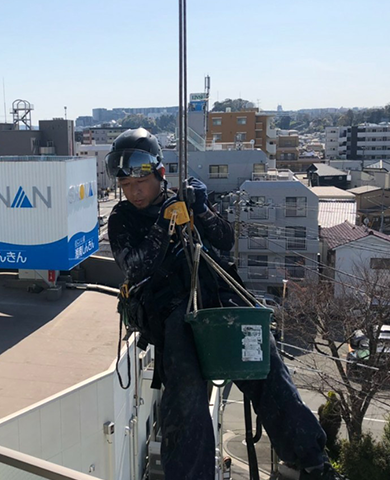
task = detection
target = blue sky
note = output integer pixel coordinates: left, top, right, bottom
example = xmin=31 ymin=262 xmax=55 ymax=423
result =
xmin=1 ymin=0 xmax=389 ymax=122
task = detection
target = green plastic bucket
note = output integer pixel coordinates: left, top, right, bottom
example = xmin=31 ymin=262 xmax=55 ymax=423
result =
xmin=185 ymin=307 xmax=272 ymax=381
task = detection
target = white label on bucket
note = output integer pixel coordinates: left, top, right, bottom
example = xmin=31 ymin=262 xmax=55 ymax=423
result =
xmin=241 ymin=325 xmax=263 ymax=362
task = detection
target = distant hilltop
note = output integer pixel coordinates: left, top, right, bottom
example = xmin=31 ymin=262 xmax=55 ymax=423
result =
xmin=76 ymin=106 xmax=179 ymax=127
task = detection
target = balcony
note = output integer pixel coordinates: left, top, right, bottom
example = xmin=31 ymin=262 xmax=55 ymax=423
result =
xmin=266 ymin=125 xmax=277 ymax=139
xmin=266 ymin=141 xmax=276 ymax=155
xmin=252 ymin=169 xmax=295 ymax=181
xmin=286 ymin=238 xmax=306 ymax=250
xmin=205 ymin=142 xmax=254 ymax=151
xmin=247 ymin=267 xmax=268 ymax=279
xmin=249 ymin=207 xmax=269 ymax=220
xmin=248 ymin=237 xmax=268 ymax=249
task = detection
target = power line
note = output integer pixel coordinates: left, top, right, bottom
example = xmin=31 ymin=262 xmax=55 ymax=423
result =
xmin=277 ymin=345 xmax=390 ymax=412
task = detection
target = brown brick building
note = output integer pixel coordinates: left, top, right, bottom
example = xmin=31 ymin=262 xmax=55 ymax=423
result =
xmin=206 ymin=110 xmax=276 ymax=159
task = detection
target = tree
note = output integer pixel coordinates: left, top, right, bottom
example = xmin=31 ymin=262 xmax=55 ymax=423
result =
xmin=211 ymin=98 xmax=255 ymax=112
xmin=120 ymin=114 xmax=157 ymax=133
xmin=155 ymin=114 xmax=176 ymax=133
xmin=276 ymin=115 xmax=291 ymax=130
xmin=318 ymin=391 xmax=342 ymax=457
xmin=276 ymin=267 xmax=390 ymax=443
xmin=337 ymin=109 xmax=354 ymax=126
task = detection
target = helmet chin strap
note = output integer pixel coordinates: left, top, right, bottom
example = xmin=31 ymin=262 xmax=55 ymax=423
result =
xmin=150 ymin=179 xmax=168 ymax=206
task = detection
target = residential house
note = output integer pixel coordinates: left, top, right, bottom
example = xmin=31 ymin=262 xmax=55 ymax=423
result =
xmin=347 ymin=185 xmax=390 ymax=233
xmin=321 ymin=221 xmax=390 ymax=296
xmin=310 ymin=187 xmax=357 ymax=228
xmin=307 ymin=163 xmax=348 ymax=189
xmin=363 ymin=160 xmax=390 ymax=189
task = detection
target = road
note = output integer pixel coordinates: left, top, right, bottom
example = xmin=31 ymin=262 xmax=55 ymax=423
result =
xmin=222 ymin=362 xmax=390 ymax=480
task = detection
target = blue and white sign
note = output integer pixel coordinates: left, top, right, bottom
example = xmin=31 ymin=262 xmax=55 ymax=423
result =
xmin=0 ymin=157 xmax=98 ymax=270
xmin=189 ymin=92 xmax=208 ymax=112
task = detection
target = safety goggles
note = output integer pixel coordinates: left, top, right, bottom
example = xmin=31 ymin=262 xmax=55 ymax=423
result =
xmin=105 ymin=149 xmax=160 ymax=178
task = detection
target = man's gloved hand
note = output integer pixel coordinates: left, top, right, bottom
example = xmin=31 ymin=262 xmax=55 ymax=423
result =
xmin=156 ymin=195 xmax=180 ymax=229
xmin=188 ymin=177 xmax=208 ymax=215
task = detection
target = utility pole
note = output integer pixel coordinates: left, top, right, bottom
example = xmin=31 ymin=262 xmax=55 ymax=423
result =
xmin=232 ymin=190 xmax=247 ymax=267
xmin=281 ymin=279 xmax=288 ymax=353
xmin=234 ymin=198 xmax=241 ymax=267
xmin=379 ymin=188 xmax=385 ymax=233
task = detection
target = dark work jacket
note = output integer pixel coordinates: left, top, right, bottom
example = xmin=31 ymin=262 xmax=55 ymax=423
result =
xmin=108 ymin=196 xmax=236 ymax=343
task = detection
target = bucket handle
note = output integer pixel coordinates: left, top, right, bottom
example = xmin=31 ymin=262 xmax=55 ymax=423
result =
xmin=186 ymin=242 xmax=266 ymax=315
xmin=186 ymin=243 xmax=202 ymax=315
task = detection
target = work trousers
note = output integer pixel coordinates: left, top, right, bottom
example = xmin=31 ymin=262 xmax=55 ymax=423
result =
xmin=158 ymin=293 xmax=326 ymax=480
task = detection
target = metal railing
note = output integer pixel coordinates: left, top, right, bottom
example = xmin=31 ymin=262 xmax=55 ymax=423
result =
xmin=252 ymin=169 xmax=295 ymax=181
xmin=205 ymin=142 xmax=254 ymax=151
xmin=187 ymin=127 xmax=206 ymax=151
xmin=247 ymin=267 xmax=269 ymax=279
xmin=0 ymin=445 xmax=104 ymax=480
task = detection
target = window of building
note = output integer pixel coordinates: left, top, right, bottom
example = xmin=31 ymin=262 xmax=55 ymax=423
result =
xmin=255 ymin=130 xmax=263 ymax=139
xmin=209 ymin=164 xmax=228 ymax=178
xmin=285 ymin=226 xmax=306 ymax=250
xmin=285 ymin=197 xmax=307 ymax=217
xmin=285 ymin=256 xmax=305 ymax=278
xmin=237 ymin=117 xmax=247 ymax=125
xmin=370 ymin=258 xmax=390 ymax=269
xmin=212 ymin=117 xmax=222 ymax=126
xmin=248 ymin=255 xmax=268 ymax=267
xmin=250 ymin=195 xmax=265 ymax=205
xmin=253 ymin=164 xmax=265 ymax=174
xmin=212 ymin=133 xmax=222 ymax=142
xmin=236 ymin=132 xmax=247 ymax=141
xmin=167 ymin=163 xmax=178 ymax=173
xmin=248 ymin=225 xmax=268 ymax=237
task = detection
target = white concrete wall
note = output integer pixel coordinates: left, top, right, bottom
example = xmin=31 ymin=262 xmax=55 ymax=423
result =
xmin=0 ymin=338 xmax=160 ymax=480
xmin=0 ymin=340 xmax=223 ymax=480
xmin=334 ymin=236 xmax=390 ymax=297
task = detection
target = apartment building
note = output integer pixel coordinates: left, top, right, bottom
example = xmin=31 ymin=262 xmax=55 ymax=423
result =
xmin=206 ymin=110 xmax=277 ymax=159
xmin=162 ymin=148 xmax=270 ymax=193
xmin=82 ymin=126 xmax=128 ymax=145
xmin=276 ymin=130 xmax=299 ymax=162
xmin=325 ymin=123 xmax=390 ymax=160
xmin=226 ymin=171 xmax=319 ymax=294
xmin=0 ymin=119 xmax=74 ymax=156
xmin=76 ymin=143 xmax=113 ymax=192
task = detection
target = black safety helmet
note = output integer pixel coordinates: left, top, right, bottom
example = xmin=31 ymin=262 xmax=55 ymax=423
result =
xmin=105 ymin=127 xmax=165 ymax=179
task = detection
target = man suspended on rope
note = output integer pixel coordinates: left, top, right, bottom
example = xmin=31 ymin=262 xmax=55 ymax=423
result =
xmin=107 ymin=127 xmax=345 ymax=480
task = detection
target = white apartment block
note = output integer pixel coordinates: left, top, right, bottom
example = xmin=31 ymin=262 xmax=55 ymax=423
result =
xmin=75 ymin=143 xmax=113 ymax=192
xmin=325 ymin=124 xmax=390 ymax=160
xmin=226 ymin=170 xmax=319 ymax=294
